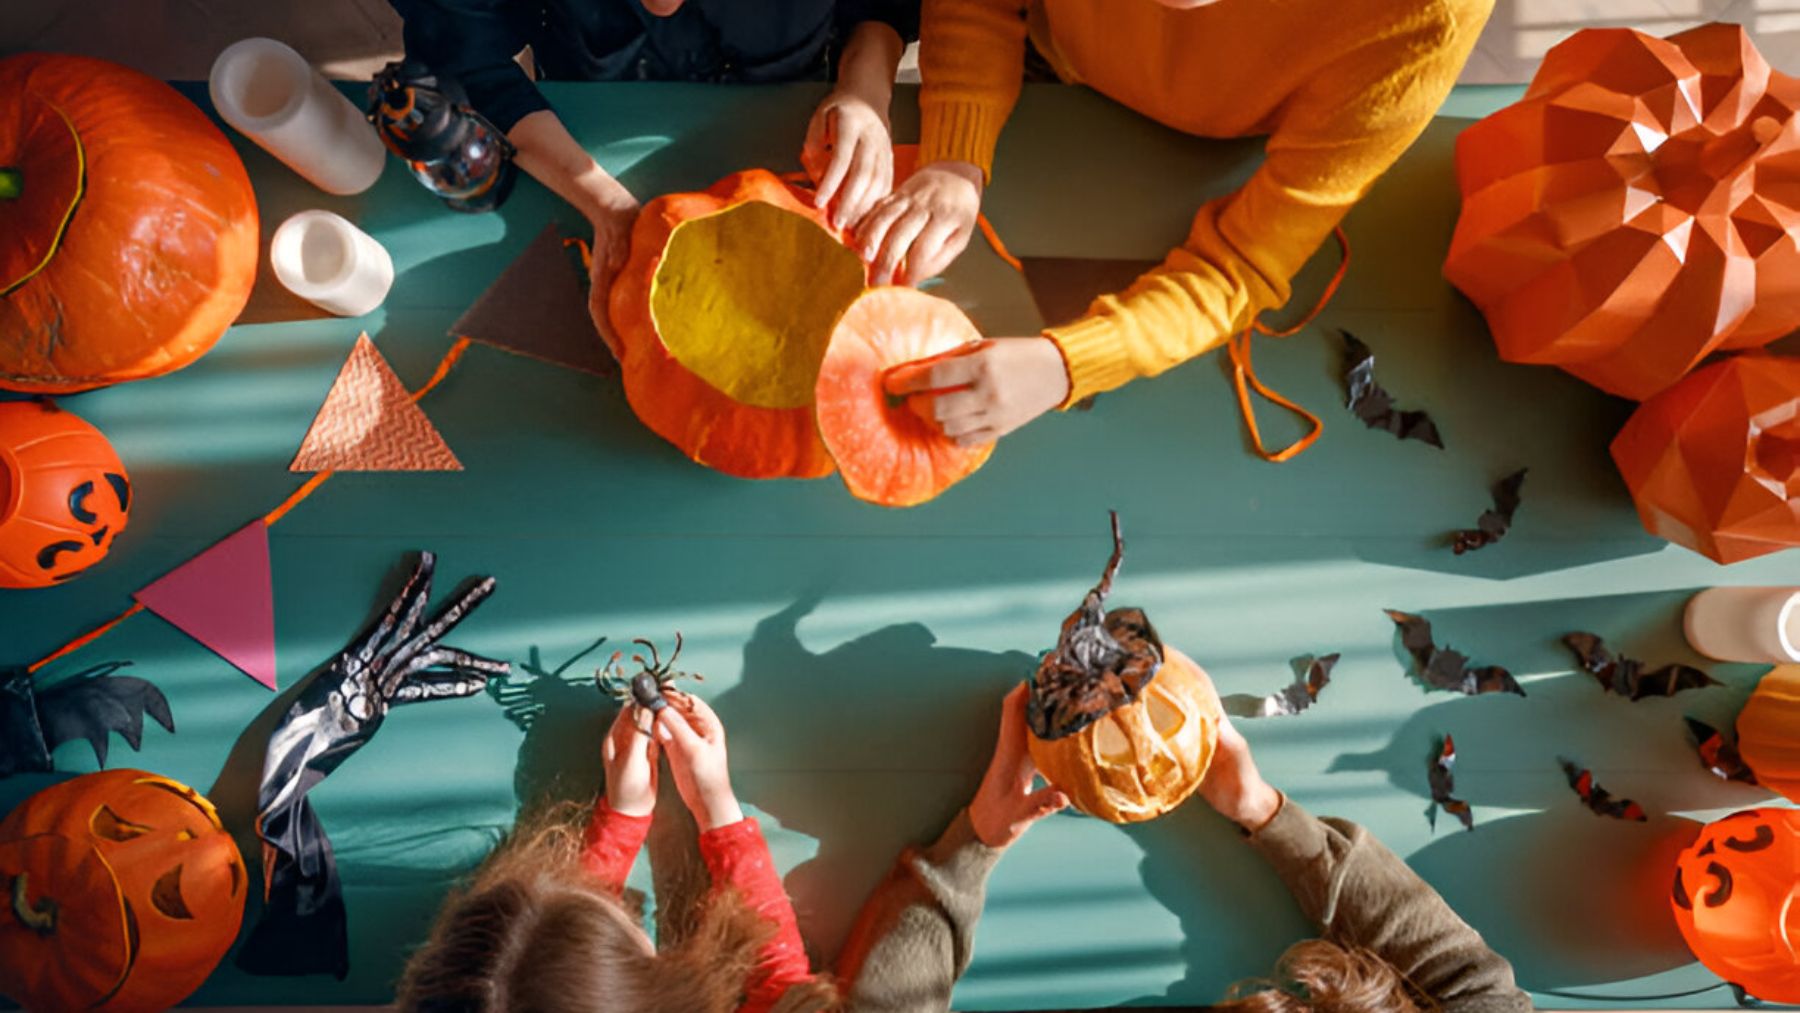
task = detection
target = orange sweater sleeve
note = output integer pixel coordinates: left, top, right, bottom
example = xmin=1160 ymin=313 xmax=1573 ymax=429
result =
xmin=918 ymin=0 xmax=1029 ymax=177
xmin=1044 ymin=5 xmax=1486 ymax=406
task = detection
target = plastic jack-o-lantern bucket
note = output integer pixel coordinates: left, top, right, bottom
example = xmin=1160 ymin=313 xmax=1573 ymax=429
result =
xmin=0 ymin=399 xmax=131 ymax=588
xmin=1670 ymin=807 xmax=1800 ymax=1003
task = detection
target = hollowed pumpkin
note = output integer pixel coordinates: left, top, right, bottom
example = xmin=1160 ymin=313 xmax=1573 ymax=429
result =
xmin=0 ymin=769 xmax=246 ymax=1012
xmin=1669 ymin=807 xmax=1800 ymax=1003
xmin=0 ymin=53 xmax=259 ymax=393
xmin=1738 ymin=665 xmax=1800 ymax=803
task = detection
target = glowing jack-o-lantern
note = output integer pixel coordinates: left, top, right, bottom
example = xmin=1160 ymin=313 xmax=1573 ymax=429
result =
xmin=1670 ymin=807 xmax=1800 ymax=1003
xmin=1026 ymin=514 xmax=1221 ymax=824
xmin=0 ymin=769 xmax=246 ymax=1012
xmin=0 ymin=400 xmax=131 ymax=588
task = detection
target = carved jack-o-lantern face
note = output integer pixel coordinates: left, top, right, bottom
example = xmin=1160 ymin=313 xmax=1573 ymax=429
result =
xmin=1670 ymin=807 xmax=1800 ymax=1003
xmin=0 ymin=769 xmax=246 ymax=1012
xmin=0 ymin=400 xmax=131 ymax=588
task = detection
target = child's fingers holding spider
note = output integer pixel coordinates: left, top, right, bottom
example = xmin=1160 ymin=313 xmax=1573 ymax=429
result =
xmin=656 ymin=702 xmax=743 ymax=830
xmin=602 ymin=703 xmax=660 ymax=817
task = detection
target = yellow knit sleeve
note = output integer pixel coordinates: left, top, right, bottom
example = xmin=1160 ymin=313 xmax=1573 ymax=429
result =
xmin=1045 ymin=1 xmax=1491 ymax=407
xmin=918 ymin=0 xmax=1030 ymax=178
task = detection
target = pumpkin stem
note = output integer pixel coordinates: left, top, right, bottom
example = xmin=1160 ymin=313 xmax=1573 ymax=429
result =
xmin=0 ymin=168 xmax=19 ymax=200
xmin=9 ymin=872 xmax=58 ymax=935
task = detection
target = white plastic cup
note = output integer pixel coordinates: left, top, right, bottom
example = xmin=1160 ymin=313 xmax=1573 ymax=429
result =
xmin=209 ymin=37 xmax=385 ymax=195
xmin=1684 ymin=586 xmax=1800 ymax=663
xmin=270 ymin=211 xmax=394 ymax=317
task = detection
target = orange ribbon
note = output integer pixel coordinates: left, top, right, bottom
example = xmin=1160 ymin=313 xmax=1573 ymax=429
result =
xmin=1227 ymin=226 xmax=1350 ymax=463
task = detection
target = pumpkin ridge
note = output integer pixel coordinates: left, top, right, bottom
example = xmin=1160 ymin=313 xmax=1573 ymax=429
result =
xmin=0 ymin=94 xmax=84 ymax=298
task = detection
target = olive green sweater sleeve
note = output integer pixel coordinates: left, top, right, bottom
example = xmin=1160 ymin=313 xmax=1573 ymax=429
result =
xmin=836 ymin=809 xmax=1003 ymax=1013
xmin=1247 ymin=799 xmax=1534 ymax=1013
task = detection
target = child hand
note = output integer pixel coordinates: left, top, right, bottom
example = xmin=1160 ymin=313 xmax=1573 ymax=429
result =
xmin=601 ymin=703 xmax=659 ymax=817
xmin=884 ymin=337 xmax=1071 ymax=445
xmin=855 ymin=161 xmax=983 ymax=285
xmin=1196 ymin=711 xmax=1283 ymax=833
xmin=803 ymin=90 xmax=894 ymax=231
xmin=656 ymin=693 xmax=745 ymax=830
xmin=583 ymin=175 xmax=641 ymax=354
xmin=969 ymin=685 xmax=1068 ymax=848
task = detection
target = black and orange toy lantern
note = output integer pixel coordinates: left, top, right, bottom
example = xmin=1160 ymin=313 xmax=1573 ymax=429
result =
xmin=0 ymin=400 xmax=131 ymax=588
xmin=1669 ymin=806 xmax=1800 ymax=1003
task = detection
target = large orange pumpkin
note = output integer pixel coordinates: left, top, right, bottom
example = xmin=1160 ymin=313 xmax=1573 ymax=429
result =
xmin=1738 ymin=665 xmax=1800 ymax=803
xmin=1445 ymin=24 xmax=1800 ymax=401
xmin=0 ymin=769 xmax=246 ymax=1012
xmin=1025 ymin=515 xmax=1221 ymax=823
xmin=0 ymin=53 xmax=259 ymax=393
xmin=1670 ymin=807 xmax=1800 ymax=1002
xmin=1611 ymin=354 xmax=1800 ymax=563
xmin=0 ymin=400 xmax=130 ymax=588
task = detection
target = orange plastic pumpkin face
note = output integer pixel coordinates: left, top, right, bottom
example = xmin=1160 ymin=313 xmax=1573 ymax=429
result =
xmin=0 ymin=400 xmax=131 ymax=588
xmin=1738 ymin=666 xmax=1800 ymax=803
xmin=0 ymin=769 xmax=246 ymax=1012
xmin=0 ymin=53 xmax=259 ymax=393
xmin=608 ymin=170 xmax=866 ymax=479
xmin=1670 ymin=807 xmax=1800 ymax=1003
xmin=1446 ymin=24 xmax=1800 ymax=400
xmin=1610 ymin=354 xmax=1800 ymax=563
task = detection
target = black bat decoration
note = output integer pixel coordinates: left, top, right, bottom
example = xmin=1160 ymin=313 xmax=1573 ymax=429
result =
xmin=1559 ymin=757 xmax=1647 ymax=821
xmin=1341 ymin=330 xmax=1443 ymax=448
xmin=1254 ymin=653 xmax=1338 ymax=717
xmin=596 ymin=634 xmax=701 ymax=714
xmin=1562 ymin=632 xmax=1717 ymax=700
xmin=1452 ymin=469 xmax=1527 ymax=554
xmin=1428 ymin=734 xmax=1474 ymax=831
xmin=1027 ymin=511 xmax=1164 ymax=741
xmin=1685 ymin=716 xmax=1757 ymax=784
xmin=1385 ymin=610 xmax=1525 ymax=697
xmin=237 ymin=552 xmax=508 ymax=979
xmin=0 ymin=662 xmax=173 ymax=777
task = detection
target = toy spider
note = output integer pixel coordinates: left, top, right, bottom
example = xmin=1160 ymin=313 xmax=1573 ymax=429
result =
xmin=596 ymin=633 xmax=700 ymax=713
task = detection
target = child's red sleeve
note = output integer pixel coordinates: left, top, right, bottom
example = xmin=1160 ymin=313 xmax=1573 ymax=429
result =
xmin=698 ymin=818 xmax=813 ymax=1011
xmin=580 ymin=800 xmax=652 ymax=894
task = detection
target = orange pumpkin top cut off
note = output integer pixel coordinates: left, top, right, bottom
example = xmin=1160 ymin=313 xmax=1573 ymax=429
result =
xmin=0 ymin=53 xmax=259 ymax=393
xmin=1738 ymin=665 xmax=1800 ymax=804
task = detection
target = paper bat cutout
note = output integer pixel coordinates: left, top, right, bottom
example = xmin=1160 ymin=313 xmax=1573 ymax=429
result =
xmin=0 ymin=662 xmax=173 ymax=777
xmin=1559 ymin=758 xmax=1647 ymax=821
xmin=1452 ymin=469 xmax=1526 ymax=554
xmin=1341 ymin=331 xmax=1443 ymax=448
xmin=1248 ymin=654 xmax=1337 ymax=718
xmin=1385 ymin=610 xmax=1525 ymax=697
xmin=1562 ymin=632 xmax=1717 ymax=700
xmin=1428 ymin=734 xmax=1474 ymax=831
xmin=237 ymin=552 xmax=508 ymax=979
xmin=1685 ymin=716 xmax=1757 ymax=784
xmin=1027 ymin=512 xmax=1165 ymax=741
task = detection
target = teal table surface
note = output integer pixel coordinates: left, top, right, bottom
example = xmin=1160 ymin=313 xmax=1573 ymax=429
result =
xmin=1 ymin=80 xmax=1790 ymax=1010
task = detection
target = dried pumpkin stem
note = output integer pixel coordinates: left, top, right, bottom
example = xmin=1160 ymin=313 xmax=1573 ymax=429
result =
xmin=9 ymin=872 xmax=58 ymax=934
xmin=0 ymin=168 xmax=18 ymax=200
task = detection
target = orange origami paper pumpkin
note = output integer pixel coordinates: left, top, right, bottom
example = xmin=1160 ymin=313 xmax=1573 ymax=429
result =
xmin=1611 ymin=354 xmax=1800 ymax=563
xmin=1669 ymin=807 xmax=1800 ymax=1003
xmin=1738 ymin=665 xmax=1800 ymax=802
xmin=1446 ymin=24 xmax=1800 ymax=400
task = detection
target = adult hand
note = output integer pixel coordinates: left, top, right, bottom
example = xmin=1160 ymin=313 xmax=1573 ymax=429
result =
xmin=803 ymin=89 xmax=894 ymax=231
xmin=583 ymin=175 xmax=641 ymax=355
xmin=855 ymin=161 xmax=982 ymax=285
xmin=885 ymin=337 xmax=1070 ymax=446
xmin=969 ymin=684 xmax=1069 ymax=849
xmin=602 ymin=703 xmax=659 ymax=817
xmin=656 ymin=692 xmax=745 ymax=830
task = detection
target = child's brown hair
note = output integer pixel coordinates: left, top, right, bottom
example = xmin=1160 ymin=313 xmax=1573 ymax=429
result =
xmin=1221 ymin=939 xmax=1433 ymax=1013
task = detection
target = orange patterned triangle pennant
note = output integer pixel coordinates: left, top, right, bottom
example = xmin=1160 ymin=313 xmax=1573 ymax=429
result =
xmin=290 ymin=333 xmax=462 ymax=472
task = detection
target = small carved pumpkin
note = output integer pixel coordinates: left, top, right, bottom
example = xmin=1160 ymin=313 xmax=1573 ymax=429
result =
xmin=0 ymin=400 xmax=131 ymax=588
xmin=1669 ymin=807 xmax=1800 ymax=1003
xmin=1025 ymin=514 xmax=1221 ymax=823
xmin=1738 ymin=665 xmax=1800 ymax=803
xmin=0 ymin=769 xmax=246 ymax=1012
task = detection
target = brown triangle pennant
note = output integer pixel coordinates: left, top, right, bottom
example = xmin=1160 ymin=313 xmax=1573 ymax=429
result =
xmin=451 ymin=224 xmax=613 ymax=375
xmin=290 ymin=333 xmax=462 ymax=472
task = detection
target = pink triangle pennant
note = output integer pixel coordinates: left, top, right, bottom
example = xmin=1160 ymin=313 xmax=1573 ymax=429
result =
xmin=135 ymin=520 xmax=278 ymax=690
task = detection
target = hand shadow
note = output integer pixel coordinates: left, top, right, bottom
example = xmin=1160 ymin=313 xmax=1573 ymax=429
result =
xmin=491 ymin=637 xmax=613 ymax=811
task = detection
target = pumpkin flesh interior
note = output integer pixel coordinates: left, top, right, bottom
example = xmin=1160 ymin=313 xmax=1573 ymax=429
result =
xmin=650 ymin=200 xmax=865 ymax=410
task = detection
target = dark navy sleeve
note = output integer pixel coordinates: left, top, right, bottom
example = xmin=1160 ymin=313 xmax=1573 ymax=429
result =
xmin=836 ymin=0 xmax=920 ymax=43
xmin=388 ymin=0 xmax=552 ymax=134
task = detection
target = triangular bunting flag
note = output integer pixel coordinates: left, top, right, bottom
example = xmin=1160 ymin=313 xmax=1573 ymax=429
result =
xmin=135 ymin=521 xmax=278 ymax=690
xmin=450 ymin=224 xmax=612 ymax=375
xmin=290 ymin=333 xmax=462 ymax=472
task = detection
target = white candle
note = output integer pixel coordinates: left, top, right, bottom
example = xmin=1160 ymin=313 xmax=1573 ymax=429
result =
xmin=209 ymin=38 xmax=385 ymax=196
xmin=270 ymin=211 xmax=394 ymax=317
xmin=1684 ymin=586 xmax=1800 ymax=663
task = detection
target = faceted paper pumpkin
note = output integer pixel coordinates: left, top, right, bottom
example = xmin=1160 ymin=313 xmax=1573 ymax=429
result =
xmin=1738 ymin=665 xmax=1800 ymax=802
xmin=0 ymin=400 xmax=131 ymax=588
xmin=0 ymin=53 xmax=259 ymax=393
xmin=608 ymin=169 xmax=866 ymax=480
xmin=0 ymin=769 xmax=247 ymax=1012
xmin=1445 ymin=24 xmax=1800 ymax=400
xmin=1026 ymin=514 xmax=1222 ymax=823
xmin=1611 ymin=354 xmax=1800 ymax=563
xmin=1670 ymin=807 xmax=1800 ymax=1003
